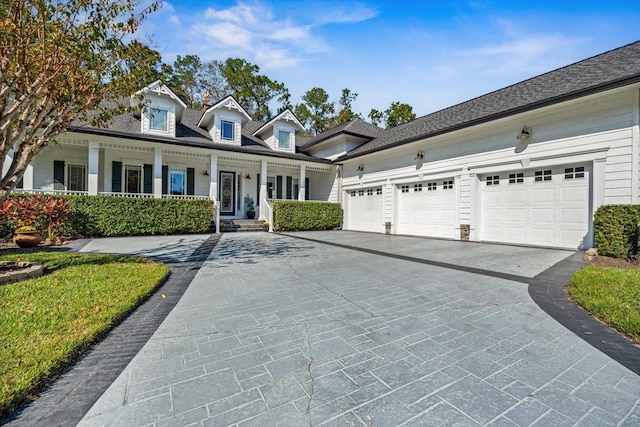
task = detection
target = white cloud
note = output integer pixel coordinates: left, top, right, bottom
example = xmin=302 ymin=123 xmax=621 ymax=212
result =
xmin=168 ymin=15 xmax=180 ymax=25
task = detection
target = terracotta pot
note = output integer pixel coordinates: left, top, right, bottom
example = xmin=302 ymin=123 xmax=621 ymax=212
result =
xmin=13 ymin=232 xmax=43 ymax=248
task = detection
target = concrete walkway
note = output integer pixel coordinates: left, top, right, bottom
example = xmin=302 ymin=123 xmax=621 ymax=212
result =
xmin=75 ymin=231 xmax=640 ymax=426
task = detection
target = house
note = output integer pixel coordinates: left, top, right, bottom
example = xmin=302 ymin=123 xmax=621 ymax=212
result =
xmin=9 ymin=40 xmax=640 ymax=249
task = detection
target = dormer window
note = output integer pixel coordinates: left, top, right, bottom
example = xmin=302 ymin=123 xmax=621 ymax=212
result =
xmin=278 ymin=130 xmax=291 ymax=149
xmin=221 ymin=120 xmax=235 ymax=141
xmin=149 ymin=108 xmax=168 ymax=132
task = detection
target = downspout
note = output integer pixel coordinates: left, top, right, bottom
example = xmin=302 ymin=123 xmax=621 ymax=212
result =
xmin=337 ymin=164 xmax=343 ymax=230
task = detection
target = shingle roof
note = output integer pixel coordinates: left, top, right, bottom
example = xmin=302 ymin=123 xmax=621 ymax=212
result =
xmin=69 ymin=103 xmax=331 ymax=164
xmin=341 ymin=40 xmax=640 ymax=159
xmin=299 ymin=118 xmax=384 ymax=150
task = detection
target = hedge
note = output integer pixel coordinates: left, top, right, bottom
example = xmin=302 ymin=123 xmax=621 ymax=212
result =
xmin=272 ymin=201 xmax=341 ymax=231
xmin=5 ymin=194 xmax=213 ymax=237
xmin=593 ymin=205 xmax=640 ymax=259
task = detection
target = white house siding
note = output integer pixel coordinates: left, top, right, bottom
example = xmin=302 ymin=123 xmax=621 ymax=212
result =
xmin=307 ymin=168 xmax=338 ymax=202
xmin=142 ymin=94 xmax=177 ymax=138
xmin=341 ymin=88 xmax=639 ymax=248
xmin=34 ymin=141 xmax=91 ymax=191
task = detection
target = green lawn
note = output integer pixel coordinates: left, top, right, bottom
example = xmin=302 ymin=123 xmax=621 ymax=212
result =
xmin=0 ymin=252 xmax=169 ymax=419
xmin=568 ymin=265 xmax=640 ymax=343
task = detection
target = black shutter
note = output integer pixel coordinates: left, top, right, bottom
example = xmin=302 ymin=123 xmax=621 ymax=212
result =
xmin=143 ymin=164 xmax=153 ymax=194
xmin=286 ymin=176 xmax=292 ymax=199
xmin=305 ymin=177 xmax=310 ymax=200
xmin=54 ymin=160 xmax=65 ymax=190
xmin=276 ymin=175 xmax=283 ymax=199
xmin=186 ymin=168 xmax=195 ymax=195
xmin=111 ymin=161 xmax=121 ymax=192
xmin=16 ymin=177 xmax=23 ymax=189
xmin=162 ymin=165 xmax=168 ymax=194
xmin=256 ymin=173 xmax=260 ymax=204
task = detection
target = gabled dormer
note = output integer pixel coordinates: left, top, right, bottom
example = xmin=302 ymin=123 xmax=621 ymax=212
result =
xmin=198 ymin=96 xmax=251 ymax=146
xmin=252 ymin=109 xmax=304 ymax=153
xmin=132 ymin=80 xmax=187 ymax=138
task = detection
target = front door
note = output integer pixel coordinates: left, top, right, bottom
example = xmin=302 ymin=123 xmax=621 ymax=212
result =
xmin=219 ymin=171 xmax=236 ymax=215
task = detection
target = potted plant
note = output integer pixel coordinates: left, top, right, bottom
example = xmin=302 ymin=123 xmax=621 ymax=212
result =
xmin=263 ymin=221 xmax=269 ymax=231
xmin=13 ymin=226 xmax=43 ymax=248
xmin=245 ymin=195 xmax=256 ymax=219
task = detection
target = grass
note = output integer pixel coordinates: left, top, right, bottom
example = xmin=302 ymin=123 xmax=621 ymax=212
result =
xmin=0 ymin=252 xmax=169 ymax=419
xmin=568 ymin=265 xmax=640 ymax=343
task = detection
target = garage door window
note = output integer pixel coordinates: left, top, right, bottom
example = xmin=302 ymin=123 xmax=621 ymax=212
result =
xmin=534 ymin=170 xmax=552 ymax=182
xmin=358 ymin=190 xmax=364 ymax=196
xmin=443 ymin=180 xmax=454 ymax=190
xmin=565 ymin=167 xmax=585 ymax=179
xmin=367 ymin=188 xmax=373 ymax=196
xmin=376 ymin=187 xmax=382 ymax=195
xmin=414 ymin=184 xmax=422 ymax=192
xmin=509 ymin=173 xmax=524 ymax=184
xmin=427 ymin=182 xmax=437 ymax=191
xmin=486 ymin=176 xmax=500 ymax=186
xmin=401 ymin=185 xmax=410 ymax=193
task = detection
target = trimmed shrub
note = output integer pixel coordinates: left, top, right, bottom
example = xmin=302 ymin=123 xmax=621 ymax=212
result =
xmin=3 ymin=194 xmax=213 ymax=237
xmin=593 ymin=205 xmax=640 ymax=259
xmin=272 ymin=201 xmax=341 ymax=231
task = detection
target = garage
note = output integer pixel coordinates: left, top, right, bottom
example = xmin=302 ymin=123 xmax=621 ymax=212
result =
xmin=396 ymin=179 xmax=456 ymax=238
xmin=346 ymin=186 xmax=384 ymax=233
xmin=480 ymin=165 xmax=591 ymax=249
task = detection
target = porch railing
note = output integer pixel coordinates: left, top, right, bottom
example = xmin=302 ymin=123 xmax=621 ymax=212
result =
xmin=15 ymin=189 xmax=88 ymax=196
xmin=263 ymin=197 xmax=274 ymax=232
xmin=162 ymin=194 xmax=210 ymax=200
xmin=98 ymin=192 xmax=153 ymax=198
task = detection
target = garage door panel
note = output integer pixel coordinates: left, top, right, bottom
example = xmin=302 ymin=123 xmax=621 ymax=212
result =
xmin=480 ymin=165 xmax=590 ymax=249
xmin=397 ymin=181 xmax=455 ymax=238
xmin=347 ymin=188 xmax=383 ymax=233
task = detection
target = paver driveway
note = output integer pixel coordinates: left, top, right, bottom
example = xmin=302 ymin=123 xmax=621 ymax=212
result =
xmin=79 ymin=232 xmax=640 ymax=426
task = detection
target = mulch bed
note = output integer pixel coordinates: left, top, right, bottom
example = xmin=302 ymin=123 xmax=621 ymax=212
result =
xmin=590 ymin=256 xmax=640 ymax=269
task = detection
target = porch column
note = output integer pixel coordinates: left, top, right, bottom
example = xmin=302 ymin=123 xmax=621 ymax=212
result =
xmin=153 ymin=148 xmax=162 ymax=198
xmin=210 ymin=155 xmax=219 ymax=233
xmin=298 ymin=164 xmax=306 ymax=201
xmin=259 ymin=160 xmax=268 ymax=220
xmin=23 ymin=164 xmax=34 ymax=190
xmin=88 ymin=141 xmax=99 ymax=195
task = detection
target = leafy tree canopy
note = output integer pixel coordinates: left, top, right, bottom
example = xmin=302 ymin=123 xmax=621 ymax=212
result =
xmin=368 ymin=102 xmax=416 ymax=128
xmin=0 ymin=0 xmax=161 ymax=201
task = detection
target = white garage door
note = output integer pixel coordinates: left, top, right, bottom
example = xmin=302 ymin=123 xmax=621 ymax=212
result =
xmin=480 ymin=165 xmax=590 ymax=249
xmin=396 ymin=180 xmax=455 ymax=238
xmin=346 ymin=187 xmax=384 ymax=233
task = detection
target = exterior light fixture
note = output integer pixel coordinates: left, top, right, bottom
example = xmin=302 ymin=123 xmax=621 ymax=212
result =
xmin=357 ymin=164 xmax=364 ymax=172
xmin=245 ymin=173 xmax=251 ymax=179
xmin=517 ymin=125 xmax=531 ymax=140
xmin=203 ymin=170 xmax=209 ymax=176
xmin=415 ymin=151 xmax=424 ymax=161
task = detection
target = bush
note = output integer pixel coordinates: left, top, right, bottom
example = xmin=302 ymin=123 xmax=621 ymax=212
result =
xmin=3 ymin=194 xmax=213 ymax=237
xmin=593 ymin=205 xmax=640 ymax=259
xmin=273 ymin=201 xmax=341 ymax=231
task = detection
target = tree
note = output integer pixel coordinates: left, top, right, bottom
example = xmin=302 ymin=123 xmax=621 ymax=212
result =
xmin=165 ymin=54 xmax=205 ymax=108
xmin=334 ymin=88 xmax=361 ymax=126
xmin=294 ymin=87 xmax=335 ymax=135
xmin=200 ymin=60 xmax=230 ymax=104
xmin=0 ymin=0 xmax=161 ymax=201
xmin=368 ymin=102 xmax=416 ymax=128
xmin=219 ymin=58 xmax=289 ymax=121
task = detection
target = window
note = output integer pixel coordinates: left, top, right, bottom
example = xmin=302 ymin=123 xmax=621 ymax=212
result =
xmin=427 ymin=182 xmax=437 ymax=191
xmin=535 ymin=170 xmax=552 ymax=182
xmin=367 ymin=188 xmax=373 ymax=196
xmin=486 ymin=176 xmax=500 ymax=186
xmin=170 ymin=168 xmax=185 ymax=195
xmin=443 ymin=180 xmax=454 ymax=190
xmin=401 ymin=185 xmax=410 ymax=193
xmin=508 ymin=173 xmax=524 ymax=184
xmin=565 ymin=166 xmax=585 ymax=179
xmin=67 ymin=164 xmax=87 ymax=191
xmin=149 ymin=108 xmax=168 ymax=132
xmin=350 ymin=190 xmax=356 ymax=197
xmin=376 ymin=187 xmax=383 ymax=195
xmin=414 ymin=184 xmax=422 ymax=192
xmin=358 ymin=189 xmax=364 ymax=196
xmin=278 ymin=130 xmax=291 ymax=149
xmin=293 ymin=178 xmax=299 ymax=199
xmin=124 ymin=165 xmax=142 ymax=193
xmin=221 ymin=120 xmax=234 ymax=140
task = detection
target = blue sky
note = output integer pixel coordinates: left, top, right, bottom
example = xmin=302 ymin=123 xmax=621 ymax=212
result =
xmin=139 ymin=0 xmax=640 ymax=118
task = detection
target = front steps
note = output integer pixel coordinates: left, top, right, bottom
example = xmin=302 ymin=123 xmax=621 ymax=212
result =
xmin=216 ymin=219 xmax=265 ymax=232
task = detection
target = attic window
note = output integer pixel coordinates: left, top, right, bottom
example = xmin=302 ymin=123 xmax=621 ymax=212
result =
xmin=149 ymin=108 xmax=168 ymax=132
xmin=221 ymin=120 xmax=234 ymax=140
xmin=278 ymin=130 xmax=291 ymax=149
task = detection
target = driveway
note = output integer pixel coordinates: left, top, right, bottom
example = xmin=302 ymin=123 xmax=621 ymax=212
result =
xmin=78 ymin=231 xmax=640 ymax=426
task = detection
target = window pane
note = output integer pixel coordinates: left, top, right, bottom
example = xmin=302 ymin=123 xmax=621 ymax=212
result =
xmin=222 ymin=120 xmax=234 ymax=140
xmin=125 ymin=165 xmax=141 ymax=193
xmin=278 ymin=130 xmax=290 ymax=149
xmin=149 ymin=108 xmax=168 ymax=131
xmin=67 ymin=164 xmax=87 ymax=191
xmin=170 ymin=168 xmax=185 ymax=195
